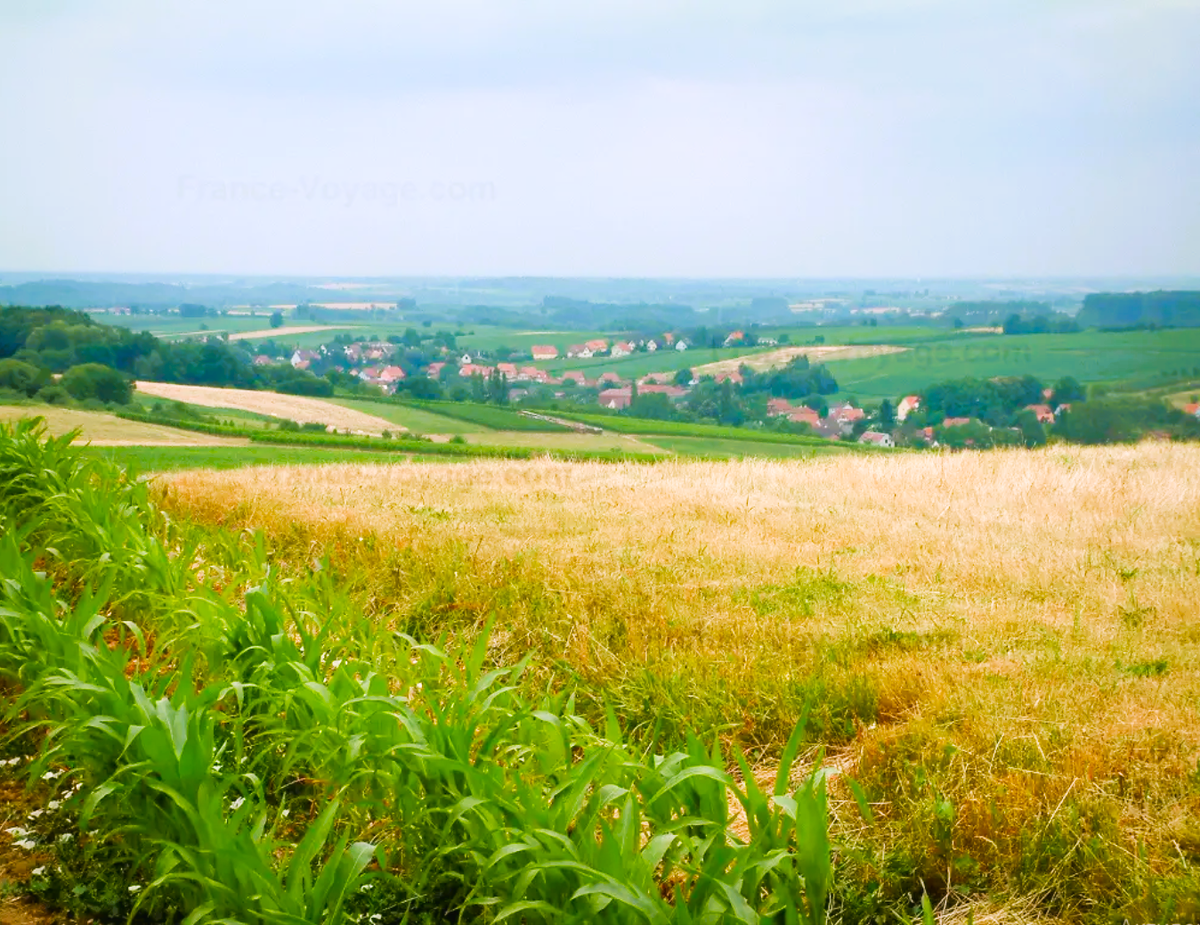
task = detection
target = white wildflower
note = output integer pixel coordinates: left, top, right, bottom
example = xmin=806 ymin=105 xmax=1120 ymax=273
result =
xmin=229 ymin=797 xmax=245 ymax=811
xmin=31 ymin=866 xmax=46 ymax=876
xmin=47 ymin=800 xmax=61 ymax=810
xmin=129 ymin=884 xmax=142 ymax=892
xmin=28 ymin=809 xmax=44 ymax=819
xmin=58 ymin=833 xmax=73 ymax=843
xmin=41 ymin=769 xmax=62 ymax=781
xmin=15 ymin=838 xmax=36 ymax=850
xmin=5 ymin=826 xmax=30 ymax=838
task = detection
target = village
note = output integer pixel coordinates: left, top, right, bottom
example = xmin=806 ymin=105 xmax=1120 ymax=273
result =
xmin=257 ymin=332 xmax=1094 ymax=448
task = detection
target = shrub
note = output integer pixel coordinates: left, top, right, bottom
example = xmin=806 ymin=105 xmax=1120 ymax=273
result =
xmin=0 ymin=358 xmax=48 ymax=397
xmin=35 ymin=383 xmax=71 ymax=405
xmin=60 ymin=363 xmax=132 ymax=404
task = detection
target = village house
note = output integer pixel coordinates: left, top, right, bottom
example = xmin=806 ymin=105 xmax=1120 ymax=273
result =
xmin=496 ymin=362 xmax=519 ymax=378
xmin=566 ymin=345 xmax=592 ymax=358
xmin=637 ymin=384 xmax=687 ymax=399
xmin=530 ymin=345 xmax=558 ymax=361
xmin=379 ymin=365 xmax=406 ymax=383
xmin=766 ymin=397 xmax=792 ymax=417
xmin=859 ymin=431 xmax=895 ymax=448
xmin=252 ymin=355 xmax=274 ymax=367
xmin=598 ymin=387 xmax=633 ymax=410
xmin=585 ymin=338 xmax=609 ymax=352
xmin=597 ymin=372 xmax=623 ymax=387
xmin=290 ymin=349 xmax=320 ymax=370
xmin=722 ymin=330 xmax=745 ymax=347
xmin=1185 ymin=402 xmax=1200 ymax=418
xmin=425 ymin=361 xmax=446 ymax=379
xmin=645 ymin=339 xmax=659 ymax=351
xmin=787 ymin=406 xmax=821 ymax=427
xmin=896 ymin=395 xmax=921 ymax=421
xmin=941 ymin=416 xmax=972 ymax=428
xmin=343 ymin=344 xmax=363 ymax=363
xmin=675 ymin=340 xmax=689 ymax=351
xmin=1023 ymin=404 xmax=1056 ymax=423
xmin=610 ymin=341 xmax=635 ymax=358
xmin=828 ymin=402 xmax=865 ymax=424
xmin=560 ymin=370 xmax=589 ymax=386
xmin=712 ymin=370 xmax=743 ymax=385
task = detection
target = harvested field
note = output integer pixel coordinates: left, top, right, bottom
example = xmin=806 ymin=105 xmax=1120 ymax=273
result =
xmin=134 ymin=381 xmax=400 ymax=433
xmin=692 ymin=343 xmax=907 ymax=376
xmin=228 ymin=325 xmax=359 ymax=340
xmin=0 ymin=406 xmax=248 ymax=446
xmin=164 ymin=442 xmax=1200 ymax=920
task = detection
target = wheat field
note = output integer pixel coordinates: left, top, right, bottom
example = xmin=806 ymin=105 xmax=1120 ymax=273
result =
xmin=163 ymin=443 xmax=1200 ymax=919
xmin=135 ymin=381 xmax=401 ymax=433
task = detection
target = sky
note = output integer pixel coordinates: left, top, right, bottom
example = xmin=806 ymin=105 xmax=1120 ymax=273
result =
xmin=1 ymin=0 xmax=1197 ymax=278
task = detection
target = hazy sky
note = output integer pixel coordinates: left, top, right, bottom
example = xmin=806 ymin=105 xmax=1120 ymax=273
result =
xmin=2 ymin=0 xmax=1197 ymax=277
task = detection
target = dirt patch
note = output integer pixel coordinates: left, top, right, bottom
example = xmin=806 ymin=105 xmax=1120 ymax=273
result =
xmin=692 ymin=345 xmax=907 ymax=376
xmin=133 ymin=382 xmax=402 ymax=434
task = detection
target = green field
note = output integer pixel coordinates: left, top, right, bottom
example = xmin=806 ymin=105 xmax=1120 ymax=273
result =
xmin=130 ymin=393 xmax=280 ymax=428
xmin=830 ymin=328 xmax=1200 ymax=399
xmin=329 ymin=397 xmax=483 ymax=434
xmin=85 ymin=443 xmax=442 ymax=471
xmin=644 ymin=434 xmax=843 ymax=458
xmin=462 ymin=430 xmax=666 ymax=454
xmin=95 ymin=312 xmax=284 ymax=339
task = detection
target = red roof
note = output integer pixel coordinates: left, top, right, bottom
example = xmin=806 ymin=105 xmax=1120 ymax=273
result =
xmin=1186 ymin=403 xmax=1200 ymax=416
xmin=530 ymin=345 xmax=558 ymax=359
xmin=942 ymin=416 xmax=972 ymax=428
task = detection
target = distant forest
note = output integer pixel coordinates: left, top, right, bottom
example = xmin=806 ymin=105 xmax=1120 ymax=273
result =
xmin=1076 ymin=291 xmax=1200 ymax=328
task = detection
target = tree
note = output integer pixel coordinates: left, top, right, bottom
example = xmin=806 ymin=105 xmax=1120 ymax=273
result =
xmin=674 ymin=368 xmax=693 ymax=387
xmin=1015 ymin=409 xmax=1047 ymax=447
xmin=61 ymin=363 xmax=132 ymax=404
xmin=878 ymin=398 xmax=895 ymax=429
xmin=269 ymin=311 xmax=284 ymax=329
xmin=1051 ymin=376 xmax=1085 ymax=404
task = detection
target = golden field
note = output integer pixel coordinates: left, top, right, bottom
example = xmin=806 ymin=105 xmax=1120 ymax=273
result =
xmin=691 ymin=343 xmax=908 ymax=375
xmin=163 ymin=443 xmax=1200 ymax=920
xmin=134 ymin=380 xmax=400 ymax=433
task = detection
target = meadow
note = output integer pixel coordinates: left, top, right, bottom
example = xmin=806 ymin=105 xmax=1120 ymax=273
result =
xmin=154 ymin=441 xmax=1200 ymax=923
xmin=829 ymin=328 xmax=1200 ymax=400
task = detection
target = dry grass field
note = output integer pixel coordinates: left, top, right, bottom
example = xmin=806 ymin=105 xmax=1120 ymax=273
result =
xmin=227 ymin=325 xmax=360 ymax=340
xmin=692 ymin=343 xmax=907 ymax=376
xmin=0 ymin=406 xmax=248 ymax=446
xmin=134 ymin=381 xmax=400 ymax=433
xmin=162 ymin=443 xmax=1200 ymax=920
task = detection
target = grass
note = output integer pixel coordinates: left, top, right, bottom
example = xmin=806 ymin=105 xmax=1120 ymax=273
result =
xmin=159 ymin=442 xmax=1200 ymax=923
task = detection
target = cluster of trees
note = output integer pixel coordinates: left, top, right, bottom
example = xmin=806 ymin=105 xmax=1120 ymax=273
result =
xmin=1001 ymin=313 xmax=1080 ymax=335
xmin=0 ymin=306 xmax=340 ymax=407
xmin=915 ymin=375 xmax=1083 ymax=427
xmin=1054 ymin=398 xmax=1200 ymax=444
